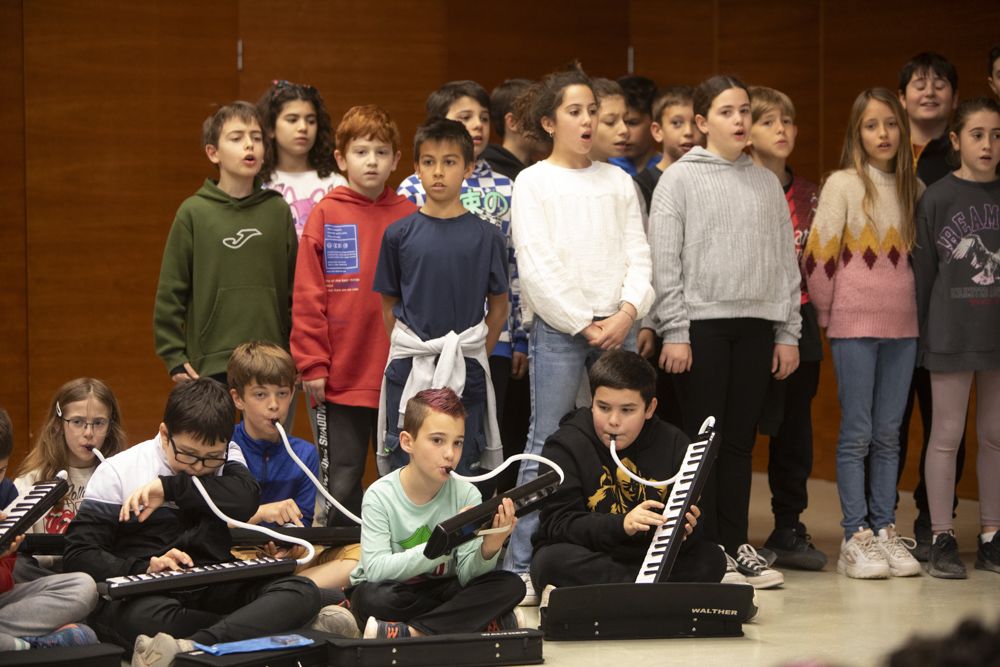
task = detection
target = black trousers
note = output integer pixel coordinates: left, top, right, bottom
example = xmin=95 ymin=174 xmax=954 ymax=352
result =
xmin=497 ymin=359 xmax=532 ymax=494
xmin=530 ymin=537 xmax=726 ymax=590
xmin=672 ymin=318 xmax=774 ymax=554
xmin=323 ymin=403 xmax=377 ymax=527
xmin=349 ymin=571 xmax=524 ymax=636
xmin=764 ymin=360 xmax=821 ymax=530
xmin=89 ymin=574 xmax=320 ymax=649
xmin=897 ymin=366 xmax=966 ymax=517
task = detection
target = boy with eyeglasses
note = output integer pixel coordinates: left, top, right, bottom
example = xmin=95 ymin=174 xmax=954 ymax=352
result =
xmin=64 ymin=378 xmax=322 ymax=665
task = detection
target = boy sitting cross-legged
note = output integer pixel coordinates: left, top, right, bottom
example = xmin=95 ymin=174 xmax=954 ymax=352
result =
xmin=350 ymin=388 xmax=525 ymax=639
xmin=63 ymin=379 xmax=322 ymax=666
xmin=530 ymin=350 xmax=727 ymax=596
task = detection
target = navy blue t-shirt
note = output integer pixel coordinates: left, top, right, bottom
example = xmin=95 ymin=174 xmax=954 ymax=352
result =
xmin=374 ymin=210 xmax=509 ymax=401
xmin=0 ymin=478 xmax=17 ymax=511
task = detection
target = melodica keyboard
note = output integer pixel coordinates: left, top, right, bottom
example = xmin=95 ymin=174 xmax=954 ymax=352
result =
xmin=423 ymin=470 xmax=561 ymax=559
xmin=97 ymin=556 xmax=297 ymax=599
xmin=0 ymin=473 xmax=69 ymax=552
xmin=635 ymin=426 xmax=719 ymax=583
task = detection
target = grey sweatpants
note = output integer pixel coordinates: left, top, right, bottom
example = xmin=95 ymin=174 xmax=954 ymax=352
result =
xmin=0 ymin=570 xmax=98 ymax=650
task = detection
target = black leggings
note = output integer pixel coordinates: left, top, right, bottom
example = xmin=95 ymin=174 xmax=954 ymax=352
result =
xmin=672 ymin=318 xmax=774 ymax=554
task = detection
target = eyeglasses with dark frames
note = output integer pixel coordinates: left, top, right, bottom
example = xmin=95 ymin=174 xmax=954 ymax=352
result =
xmin=167 ymin=433 xmax=228 ymax=469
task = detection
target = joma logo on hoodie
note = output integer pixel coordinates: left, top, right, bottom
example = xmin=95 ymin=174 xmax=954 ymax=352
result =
xmin=223 ymin=228 xmax=263 ymax=249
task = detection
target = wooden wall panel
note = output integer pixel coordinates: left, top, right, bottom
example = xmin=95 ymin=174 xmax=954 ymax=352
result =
xmin=238 ymin=0 xmax=448 ymax=184
xmin=0 ymin=0 xmax=28 ymax=468
xmin=628 ymin=0 xmax=716 ymax=88
xmin=446 ymin=3 xmax=630 ymax=89
xmin=718 ymin=0 xmax=822 ymax=182
xmin=22 ymin=0 xmax=238 ymax=458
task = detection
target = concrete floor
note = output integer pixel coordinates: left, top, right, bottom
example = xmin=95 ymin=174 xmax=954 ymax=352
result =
xmin=525 ymin=473 xmax=1000 ymax=667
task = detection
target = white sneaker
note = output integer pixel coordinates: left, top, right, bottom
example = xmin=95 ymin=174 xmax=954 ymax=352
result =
xmin=876 ymin=525 xmax=921 ymax=577
xmin=722 ymin=549 xmax=748 ymax=584
xmin=131 ymin=633 xmax=195 ymax=667
xmin=539 ymin=584 xmax=557 ymax=609
xmin=517 ymin=572 xmax=538 ymax=606
xmin=837 ymin=528 xmax=890 ymax=579
xmin=734 ymin=544 xmax=784 ymax=589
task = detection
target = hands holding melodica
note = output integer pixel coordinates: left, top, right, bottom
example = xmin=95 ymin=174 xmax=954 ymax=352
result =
xmin=480 ymin=497 xmax=517 ymax=560
xmin=624 ymin=501 xmax=700 ymax=541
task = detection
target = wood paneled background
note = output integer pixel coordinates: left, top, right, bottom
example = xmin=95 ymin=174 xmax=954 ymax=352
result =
xmin=2 ymin=0 xmax=997 ymax=502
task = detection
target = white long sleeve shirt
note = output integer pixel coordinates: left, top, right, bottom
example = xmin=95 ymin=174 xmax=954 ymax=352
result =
xmin=511 ymin=159 xmax=654 ymax=335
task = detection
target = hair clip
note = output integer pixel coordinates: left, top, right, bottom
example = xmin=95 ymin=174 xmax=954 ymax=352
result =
xmin=55 ymin=402 xmax=62 ymax=417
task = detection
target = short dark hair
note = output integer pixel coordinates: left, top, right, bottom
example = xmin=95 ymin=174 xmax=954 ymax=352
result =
xmin=426 ymin=80 xmax=490 ymax=121
xmin=257 ymin=80 xmax=337 ymax=182
xmin=898 ymin=52 xmax=958 ymax=93
xmin=201 ymin=101 xmax=261 ymax=148
xmin=693 ymin=75 xmax=749 ymax=119
xmin=413 ymin=118 xmax=474 ymax=165
xmin=588 ymin=350 xmax=657 ymax=407
xmin=617 ymin=75 xmax=658 ymax=116
xmin=0 ymin=408 xmax=12 ymax=461
xmin=163 ymin=378 xmax=235 ymax=446
xmin=402 ymin=388 xmax=466 ymax=436
xmin=491 ymin=79 xmax=533 ymax=140
xmin=990 ymin=43 xmax=1000 ymax=76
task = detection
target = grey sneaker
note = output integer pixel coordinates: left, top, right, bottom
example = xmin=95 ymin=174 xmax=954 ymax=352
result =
xmin=976 ymin=532 xmax=1000 ymax=574
xmin=927 ymin=532 xmax=967 ymax=579
xmin=312 ymin=603 xmax=361 ymax=638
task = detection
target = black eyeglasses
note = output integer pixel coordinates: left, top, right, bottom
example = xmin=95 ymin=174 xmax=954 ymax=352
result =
xmin=167 ymin=433 xmax=228 ymax=469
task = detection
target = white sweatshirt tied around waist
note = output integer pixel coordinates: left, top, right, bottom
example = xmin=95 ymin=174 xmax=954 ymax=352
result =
xmin=376 ymin=320 xmax=502 ymax=474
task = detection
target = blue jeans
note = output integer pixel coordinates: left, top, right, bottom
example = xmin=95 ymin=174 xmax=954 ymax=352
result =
xmin=831 ymin=337 xmax=916 ymax=540
xmin=503 ymin=317 xmax=636 ymax=574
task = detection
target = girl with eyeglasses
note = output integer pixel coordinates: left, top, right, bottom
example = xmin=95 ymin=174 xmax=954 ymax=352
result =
xmin=5 ymin=378 xmax=126 ymax=572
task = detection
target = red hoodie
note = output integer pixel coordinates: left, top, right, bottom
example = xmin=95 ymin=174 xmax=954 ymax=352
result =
xmin=1 ymin=554 xmax=15 ymax=594
xmin=292 ymin=185 xmax=417 ymax=408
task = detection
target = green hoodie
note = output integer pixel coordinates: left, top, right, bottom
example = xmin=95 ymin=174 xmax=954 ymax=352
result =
xmin=154 ymin=179 xmax=297 ymax=377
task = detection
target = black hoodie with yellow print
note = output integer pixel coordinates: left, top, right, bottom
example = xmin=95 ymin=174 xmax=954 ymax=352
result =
xmin=533 ymin=406 xmax=689 ymax=564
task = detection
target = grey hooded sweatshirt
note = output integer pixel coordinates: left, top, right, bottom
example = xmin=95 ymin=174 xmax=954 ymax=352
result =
xmin=647 ymin=146 xmax=802 ymax=345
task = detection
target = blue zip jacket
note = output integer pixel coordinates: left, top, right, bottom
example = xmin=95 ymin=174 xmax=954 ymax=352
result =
xmin=232 ymin=422 xmax=319 ymax=527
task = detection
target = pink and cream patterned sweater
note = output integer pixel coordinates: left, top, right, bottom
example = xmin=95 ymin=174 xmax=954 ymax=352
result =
xmin=803 ymin=165 xmax=923 ymax=339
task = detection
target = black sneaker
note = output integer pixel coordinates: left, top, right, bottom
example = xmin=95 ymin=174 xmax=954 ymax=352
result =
xmin=975 ymin=532 xmax=1000 ymax=574
xmin=926 ymin=532 xmax=967 ymax=579
xmin=910 ymin=514 xmax=932 ymax=562
xmin=764 ymin=525 xmax=828 ymax=571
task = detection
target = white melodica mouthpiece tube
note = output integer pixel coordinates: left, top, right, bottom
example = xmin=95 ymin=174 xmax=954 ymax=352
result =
xmin=609 ymin=417 xmax=715 ymax=488
xmin=190 ymin=474 xmax=315 ymax=566
xmin=90 ymin=447 xmax=106 ymax=463
xmin=447 ymin=453 xmax=565 ymax=485
xmin=274 ymin=421 xmax=362 ymax=525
